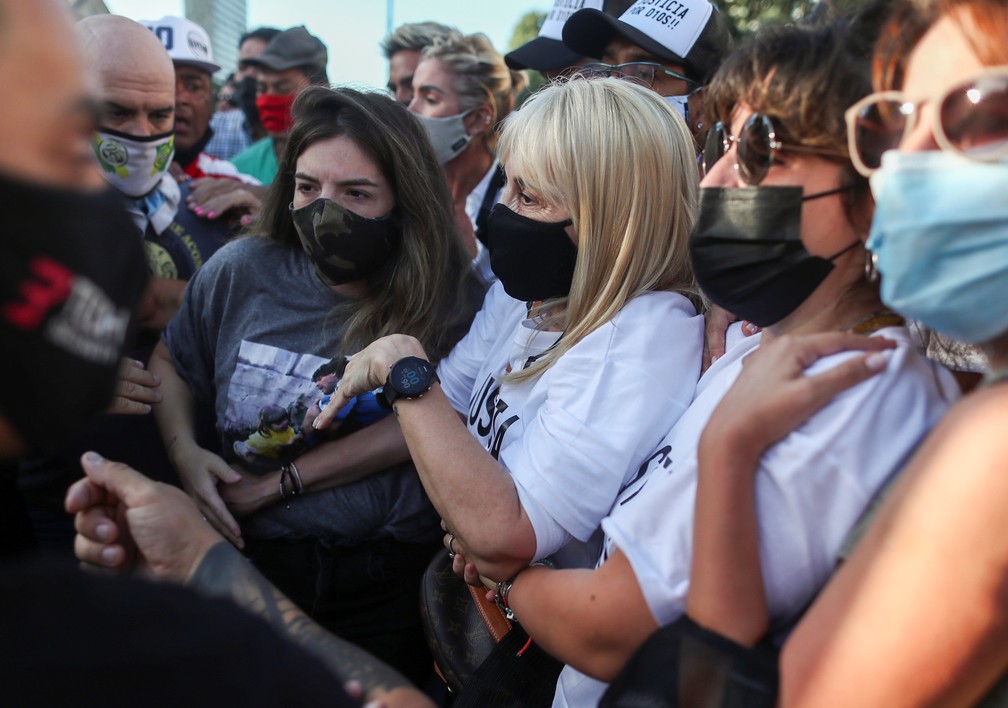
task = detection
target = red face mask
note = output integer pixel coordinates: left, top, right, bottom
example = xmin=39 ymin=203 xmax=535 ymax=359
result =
xmin=256 ymin=93 xmax=296 ymax=134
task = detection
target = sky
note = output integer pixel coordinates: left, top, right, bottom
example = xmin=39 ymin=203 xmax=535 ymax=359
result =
xmin=106 ymin=1 xmax=550 ymax=91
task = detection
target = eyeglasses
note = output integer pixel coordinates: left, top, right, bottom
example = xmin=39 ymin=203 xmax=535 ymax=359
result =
xmin=577 ymin=62 xmax=698 ymax=91
xmin=845 ymin=67 xmax=1008 ymax=177
xmin=702 ymin=113 xmax=848 ymax=185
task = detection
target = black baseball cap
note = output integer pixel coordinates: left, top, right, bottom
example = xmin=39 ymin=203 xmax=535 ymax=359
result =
xmin=243 ymin=25 xmax=327 ymax=73
xmin=506 ymin=0 xmax=637 ymax=71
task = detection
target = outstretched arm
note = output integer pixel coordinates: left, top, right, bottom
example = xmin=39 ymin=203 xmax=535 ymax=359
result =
xmin=314 ymin=335 xmax=537 ymax=581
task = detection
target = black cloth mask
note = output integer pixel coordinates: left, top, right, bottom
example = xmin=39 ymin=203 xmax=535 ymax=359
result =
xmin=487 ymin=203 xmax=576 ymax=302
xmin=0 ymin=172 xmax=148 ymax=456
xmin=236 ymin=74 xmax=261 ymax=135
xmin=689 ymin=186 xmax=858 ymax=327
xmin=289 ymin=199 xmax=398 ymax=285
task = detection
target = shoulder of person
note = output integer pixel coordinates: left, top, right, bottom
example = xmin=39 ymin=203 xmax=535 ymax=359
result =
xmin=803 ymin=326 xmax=959 ymax=404
xmin=610 ymin=289 xmax=702 ymax=326
xmin=577 ymin=289 xmax=704 ymax=356
xmin=196 ymin=236 xmax=287 ymax=278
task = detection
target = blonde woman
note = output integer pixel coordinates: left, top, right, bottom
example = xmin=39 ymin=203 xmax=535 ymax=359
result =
xmin=317 ymin=77 xmax=704 ymax=582
xmin=408 ymin=33 xmax=526 ymax=282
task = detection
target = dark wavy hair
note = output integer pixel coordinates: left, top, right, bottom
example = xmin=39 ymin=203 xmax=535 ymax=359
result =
xmin=703 ymin=19 xmax=878 ymax=234
xmin=250 ymin=86 xmax=477 ymax=360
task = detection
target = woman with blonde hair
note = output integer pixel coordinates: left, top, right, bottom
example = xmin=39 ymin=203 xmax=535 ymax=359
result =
xmin=429 ymin=18 xmax=959 ymax=706
xmin=319 ymin=77 xmax=704 ymax=586
xmin=409 ymin=32 xmax=526 ymax=282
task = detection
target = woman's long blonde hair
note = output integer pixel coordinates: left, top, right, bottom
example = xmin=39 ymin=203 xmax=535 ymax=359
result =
xmin=499 ymin=77 xmax=701 ymax=383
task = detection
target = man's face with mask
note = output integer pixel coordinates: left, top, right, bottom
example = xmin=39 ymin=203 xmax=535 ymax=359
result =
xmin=78 ymin=17 xmax=177 ymax=198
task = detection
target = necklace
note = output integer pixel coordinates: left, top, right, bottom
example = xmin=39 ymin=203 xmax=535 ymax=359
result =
xmin=849 ymin=308 xmax=905 ymax=336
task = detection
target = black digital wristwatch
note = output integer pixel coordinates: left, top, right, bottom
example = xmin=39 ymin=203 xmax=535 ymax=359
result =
xmin=378 ymin=356 xmax=438 ymax=410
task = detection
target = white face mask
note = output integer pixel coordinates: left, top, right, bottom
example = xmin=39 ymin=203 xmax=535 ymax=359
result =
xmin=415 ymin=109 xmax=476 ymax=164
xmin=91 ymin=129 xmax=175 ymax=197
xmin=664 ymin=94 xmax=690 ymax=124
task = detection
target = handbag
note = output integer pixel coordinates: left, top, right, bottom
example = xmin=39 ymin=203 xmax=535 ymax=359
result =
xmin=419 ymin=550 xmax=563 ymax=706
xmin=600 ymin=615 xmax=778 ymax=708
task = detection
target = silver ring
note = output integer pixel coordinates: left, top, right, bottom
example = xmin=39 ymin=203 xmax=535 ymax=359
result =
xmin=447 ymin=533 xmax=456 ymax=559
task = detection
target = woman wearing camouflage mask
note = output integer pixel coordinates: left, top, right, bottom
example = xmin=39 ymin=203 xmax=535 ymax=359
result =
xmin=149 ymin=86 xmax=482 ymax=685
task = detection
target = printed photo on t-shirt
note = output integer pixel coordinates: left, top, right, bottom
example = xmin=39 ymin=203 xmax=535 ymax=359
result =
xmin=223 ymin=340 xmax=388 ymax=472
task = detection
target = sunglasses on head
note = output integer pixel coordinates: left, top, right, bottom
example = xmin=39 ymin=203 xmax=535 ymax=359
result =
xmin=845 ymin=67 xmax=1008 ymax=177
xmin=702 ymin=113 xmax=847 ymax=185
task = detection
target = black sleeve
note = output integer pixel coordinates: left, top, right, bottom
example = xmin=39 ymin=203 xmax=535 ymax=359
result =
xmin=0 ymin=558 xmax=357 ymax=708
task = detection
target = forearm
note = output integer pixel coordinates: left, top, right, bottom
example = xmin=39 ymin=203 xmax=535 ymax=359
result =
xmin=507 ymin=551 xmax=658 ymax=681
xmin=299 ymin=414 xmax=410 ymax=491
xmin=149 ymin=341 xmax=200 ymax=465
xmin=396 ymin=386 xmax=537 ymax=579
xmin=229 ymin=417 xmax=414 ymax=514
xmin=190 ymin=541 xmax=420 ymax=697
xmin=686 ymin=425 xmax=768 ymax=645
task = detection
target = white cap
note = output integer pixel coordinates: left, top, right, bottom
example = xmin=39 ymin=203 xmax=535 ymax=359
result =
xmin=140 ymin=15 xmax=221 ymax=75
xmin=538 ymin=0 xmax=606 ymax=41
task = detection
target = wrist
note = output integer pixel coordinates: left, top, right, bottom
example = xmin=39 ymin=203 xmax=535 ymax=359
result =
xmin=698 ymin=419 xmax=762 ymax=474
xmin=167 ymin=437 xmax=200 ymax=469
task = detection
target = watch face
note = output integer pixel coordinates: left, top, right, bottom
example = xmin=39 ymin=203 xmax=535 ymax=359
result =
xmin=391 ymin=357 xmax=434 ymax=397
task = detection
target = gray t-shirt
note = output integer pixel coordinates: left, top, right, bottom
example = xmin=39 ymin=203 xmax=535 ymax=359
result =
xmin=163 ymin=236 xmax=440 ymax=544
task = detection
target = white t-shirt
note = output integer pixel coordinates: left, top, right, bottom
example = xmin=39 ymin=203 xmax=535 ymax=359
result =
xmin=554 ymin=326 xmax=960 ymax=706
xmin=438 ymin=281 xmax=704 ymax=568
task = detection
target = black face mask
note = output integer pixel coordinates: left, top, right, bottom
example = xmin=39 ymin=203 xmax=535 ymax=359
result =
xmin=236 ymin=74 xmax=261 ymax=133
xmin=0 ymin=171 xmax=148 ymax=457
xmin=689 ymin=186 xmax=859 ymax=327
xmin=290 ymin=198 xmax=398 ymax=285
xmin=487 ymin=203 xmax=576 ymax=302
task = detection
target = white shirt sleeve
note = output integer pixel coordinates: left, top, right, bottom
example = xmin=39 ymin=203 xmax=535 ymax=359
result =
xmin=605 ymin=332 xmax=959 ymax=628
xmin=437 ymin=281 xmax=523 ymax=415
xmin=504 ymin=293 xmax=705 ymax=556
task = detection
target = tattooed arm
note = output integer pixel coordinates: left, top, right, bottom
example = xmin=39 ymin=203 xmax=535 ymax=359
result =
xmin=191 ymin=542 xmax=421 ymax=698
xmin=66 ymin=452 xmax=432 ymax=707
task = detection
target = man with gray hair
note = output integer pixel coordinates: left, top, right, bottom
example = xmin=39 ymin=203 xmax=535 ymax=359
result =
xmin=380 ymin=21 xmax=461 ymax=105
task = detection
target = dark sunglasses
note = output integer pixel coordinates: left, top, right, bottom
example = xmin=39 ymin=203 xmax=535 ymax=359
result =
xmin=845 ymin=67 xmax=1008 ymax=176
xmin=702 ymin=113 xmax=847 ymax=185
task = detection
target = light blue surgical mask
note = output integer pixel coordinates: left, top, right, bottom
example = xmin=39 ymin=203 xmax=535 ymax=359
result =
xmin=867 ymin=149 xmax=1008 ymax=344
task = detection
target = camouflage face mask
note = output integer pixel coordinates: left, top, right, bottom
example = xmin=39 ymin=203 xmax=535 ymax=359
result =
xmin=289 ymin=198 xmax=398 ymax=286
